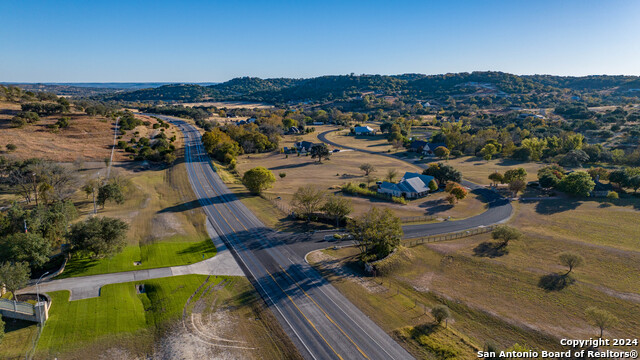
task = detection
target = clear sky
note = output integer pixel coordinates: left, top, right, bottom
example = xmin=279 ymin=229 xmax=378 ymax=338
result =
xmin=1 ymin=0 xmax=639 ymax=82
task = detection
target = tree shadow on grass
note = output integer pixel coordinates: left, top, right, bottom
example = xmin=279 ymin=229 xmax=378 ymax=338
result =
xmin=55 ymin=255 xmax=99 ymax=279
xmin=538 ymin=273 xmax=575 ymax=291
xmin=473 ymin=241 xmax=508 ymax=258
xmin=270 ymin=162 xmax=316 ymax=170
xmin=409 ymin=323 xmax=438 ymax=337
xmin=534 ymin=199 xmax=580 ymax=214
xmin=176 ymin=240 xmax=215 ymax=256
xmin=418 ymin=198 xmax=454 ymax=215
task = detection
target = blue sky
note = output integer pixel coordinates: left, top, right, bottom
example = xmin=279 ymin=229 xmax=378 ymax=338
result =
xmin=1 ymin=0 xmax=639 ymax=82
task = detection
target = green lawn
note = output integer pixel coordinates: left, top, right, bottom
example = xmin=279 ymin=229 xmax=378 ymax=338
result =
xmin=56 ymin=237 xmax=216 ymax=279
xmin=0 ymin=320 xmax=39 ymax=360
xmin=36 ymin=275 xmax=216 ymax=357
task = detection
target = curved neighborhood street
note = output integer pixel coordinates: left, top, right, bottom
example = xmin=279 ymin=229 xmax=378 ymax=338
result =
xmin=317 ymin=129 xmax=513 ymax=238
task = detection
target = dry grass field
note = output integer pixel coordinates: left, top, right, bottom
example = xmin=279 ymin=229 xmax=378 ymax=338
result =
xmin=323 ymin=127 xmax=547 ymax=186
xmin=324 ymin=127 xmax=396 ymax=153
xmin=0 ymin=102 xmax=179 ymax=163
xmin=309 ymin=197 xmax=640 ymax=357
xmin=232 ymin=127 xmax=486 ymax=221
xmin=443 ymin=157 xmax=547 ymax=185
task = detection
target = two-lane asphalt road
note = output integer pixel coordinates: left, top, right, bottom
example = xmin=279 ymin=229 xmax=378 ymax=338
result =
xmin=317 ymin=129 xmax=513 ymax=239
xmin=157 ymin=115 xmax=414 ymax=360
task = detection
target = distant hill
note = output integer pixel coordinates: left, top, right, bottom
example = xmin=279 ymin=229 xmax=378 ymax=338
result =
xmin=101 ymin=72 xmax=640 ymax=106
xmin=2 ymin=82 xmax=219 ymax=97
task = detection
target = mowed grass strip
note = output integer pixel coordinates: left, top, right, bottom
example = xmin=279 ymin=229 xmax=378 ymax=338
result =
xmin=36 ymin=275 xmax=214 ymax=356
xmin=57 ymin=237 xmax=216 ymax=278
xmin=0 ymin=320 xmax=39 ymax=360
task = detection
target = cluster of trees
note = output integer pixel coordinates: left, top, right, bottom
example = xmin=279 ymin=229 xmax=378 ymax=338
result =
xmin=10 ymin=111 xmax=40 ymax=128
xmin=607 ymin=167 xmax=640 ymax=192
xmin=0 ymin=201 xmax=77 ymax=268
xmin=68 ymin=217 xmax=128 ymax=259
xmin=139 ymin=105 xmax=210 ymax=122
xmin=118 ymin=130 xmax=177 ymax=164
xmin=534 ymin=165 xmax=597 ymax=197
xmin=348 ymin=207 xmax=403 ymax=262
xmin=421 ymin=163 xmax=462 ymax=185
xmin=203 ymin=122 xmax=279 ymax=166
xmin=487 ymin=168 xmax=528 ymax=197
xmin=74 ymin=99 xmax=120 ymax=117
xmin=291 ymin=185 xmax=353 ymax=226
xmin=430 ymin=105 xmax=640 ymax=167
xmin=118 ymin=111 xmax=144 ymax=130
xmin=21 ymin=98 xmax=70 ymax=115
xmin=380 ymin=117 xmax=412 ymax=146
xmin=0 ymin=158 xmax=79 ymax=206
xmin=444 ymin=182 xmax=468 ymax=204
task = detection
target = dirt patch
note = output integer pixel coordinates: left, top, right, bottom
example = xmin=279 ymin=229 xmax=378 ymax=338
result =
xmin=150 ymin=213 xmax=185 ymax=240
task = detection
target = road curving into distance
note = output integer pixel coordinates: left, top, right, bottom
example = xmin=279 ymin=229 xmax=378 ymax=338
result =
xmin=156 ymin=115 xmax=414 ymax=360
xmin=317 ymin=129 xmax=513 ymax=239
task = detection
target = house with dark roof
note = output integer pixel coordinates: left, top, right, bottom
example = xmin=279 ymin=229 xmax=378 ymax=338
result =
xmin=591 ymin=179 xmax=614 ymax=197
xmin=423 ymin=142 xmax=446 ymax=156
xmin=294 ymin=141 xmax=316 ymax=152
xmin=409 ymin=140 xmax=428 ymax=152
xmin=409 ymin=140 xmax=446 ymax=156
xmin=378 ymin=172 xmax=436 ymax=199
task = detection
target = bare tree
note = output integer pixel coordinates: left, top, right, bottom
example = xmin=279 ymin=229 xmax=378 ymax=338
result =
xmin=386 ymin=169 xmax=398 ymax=182
xmin=8 ymin=169 xmax=33 ymax=203
xmin=359 ymin=163 xmax=376 ymax=176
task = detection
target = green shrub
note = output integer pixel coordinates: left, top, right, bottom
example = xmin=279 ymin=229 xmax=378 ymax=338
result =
xmin=341 ymin=183 xmax=407 ymax=205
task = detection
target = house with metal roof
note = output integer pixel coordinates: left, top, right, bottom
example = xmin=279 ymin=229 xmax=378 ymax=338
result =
xmin=377 ymin=172 xmax=436 ymax=199
xmin=354 ymin=126 xmax=376 ymax=135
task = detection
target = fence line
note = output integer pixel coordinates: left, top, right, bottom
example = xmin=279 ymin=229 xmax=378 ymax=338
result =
xmin=262 ymin=195 xmax=293 ymax=214
xmin=398 ymin=215 xmax=437 ymax=223
xmin=0 ymin=298 xmax=35 ymax=315
xmin=401 ymin=224 xmax=498 ymax=247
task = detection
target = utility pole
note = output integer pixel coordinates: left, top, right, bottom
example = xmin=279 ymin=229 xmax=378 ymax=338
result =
xmin=31 ymin=172 xmax=38 ymax=206
xmin=36 ymin=271 xmax=49 ymax=324
xmin=92 ymin=186 xmax=97 ymax=215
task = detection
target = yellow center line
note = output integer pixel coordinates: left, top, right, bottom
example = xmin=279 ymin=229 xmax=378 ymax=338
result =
xmin=278 ymin=265 xmax=370 ymax=360
xmin=187 ymin=135 xmax=343 ymax=360
xmin=266 ymin=270 xmax=344 ymax=360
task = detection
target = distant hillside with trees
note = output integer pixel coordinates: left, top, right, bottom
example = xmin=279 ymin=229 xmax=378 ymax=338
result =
xmin=101 ymin=72 xmax=640 ymax=107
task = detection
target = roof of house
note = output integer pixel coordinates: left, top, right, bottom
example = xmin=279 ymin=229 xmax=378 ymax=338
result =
xmin=296 ymin=141 xmax=315 ymax=149
xmin=379 ymin=172 xmax=435 ymax=194
xmin=354 ymin=126 xmax=374 ymax=132
xmin=410 ymin=140 xmax=428 ymax=149
xmin=593 ymin=180 xmax=613 ymax=192
xmin=426 ymin=142 xmax=446 ymax=150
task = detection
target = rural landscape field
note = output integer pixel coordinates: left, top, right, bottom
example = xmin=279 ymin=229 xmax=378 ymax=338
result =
xmin=1 ymin=1 xmax=639 ymax=359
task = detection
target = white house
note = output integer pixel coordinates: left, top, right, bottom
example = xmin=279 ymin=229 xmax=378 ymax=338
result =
xmin=378 ymin=172 xmax=436 ymax=199
xmin=354 ymin=126 xmax=376 ymax=135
